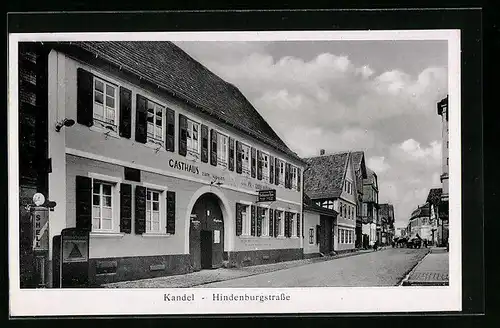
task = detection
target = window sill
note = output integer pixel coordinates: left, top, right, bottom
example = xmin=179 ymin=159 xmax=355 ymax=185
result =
xmin=239 ymin=234 xmax=257 ymax=239
xmin=90 ymin=232 xmax=125 ymax=238
xmin=89 ymin=125 xmax=120 ymax=139
xmin=144 ymin=140 xmax=165 ymax=150
xmin=277 ymin=236 xmax=286 ymax=239
xmin=142 ymin=233 xmax=172 ymax=238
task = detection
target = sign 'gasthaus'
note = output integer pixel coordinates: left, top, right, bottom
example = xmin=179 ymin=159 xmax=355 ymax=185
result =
xmin=26 ymin=41 xmax=307 ymax=286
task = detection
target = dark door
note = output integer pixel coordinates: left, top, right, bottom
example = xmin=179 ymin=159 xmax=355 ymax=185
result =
xmin=319 ymin=216 xmax=333 ymax=254
xmin=200 ymin=230 xmax=212 ymax=269
xmin=189 ymin=193 xmax=224 ymax=271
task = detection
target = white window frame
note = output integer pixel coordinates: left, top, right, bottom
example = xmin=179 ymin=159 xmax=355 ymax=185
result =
xmin=290 ymin=212 xmax=297 ymax=237
xmin=279 ymin=160 xmax=285 ymax=187
xmin=241 ymin=143 xmax=251 ymax=176
xmin=92 ymin=76 xmax=119 ymax=134
xmin=186 ymin=117 xmax=201 ymax=158
xmin=145 ymin=98 xmax=166 ymax=148
xmin=216 ymin=132 xmax=229 ymax=168
xmin=309 ymin=228 xmax=315 ymax=245
xmin=277 ymin=210 xmax=285 ymax=237
xmin=240 ymin=202 xmax=251 ymax=236
xmin=321 ymin=200 xmax=334 ymax=210
xmin=261 ymin=151 xmax=270 ymax=182
xmin=260 ymin=207 xmax=269 ymax=237
xmin=88 ymin=173 xmax=121 ymax=234
xmin=142 ymin=182 xmax=168 ymax=236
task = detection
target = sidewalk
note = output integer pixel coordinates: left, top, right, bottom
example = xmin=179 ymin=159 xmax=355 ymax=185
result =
xmin=103 ymin=247 xmax=389 ymax=288
xmin=401 ymin=247 xmax=449 ymax=286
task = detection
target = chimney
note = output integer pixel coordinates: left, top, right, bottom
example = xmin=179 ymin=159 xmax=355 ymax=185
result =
xmin=320 ymin=149 xmax=325 ymax=156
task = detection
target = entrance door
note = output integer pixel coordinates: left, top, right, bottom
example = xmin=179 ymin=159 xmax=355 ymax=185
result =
xmin=189 ymin=193 xmax=224 ymax=271
xmin=319 ymin=216 xmax=333 ymax=254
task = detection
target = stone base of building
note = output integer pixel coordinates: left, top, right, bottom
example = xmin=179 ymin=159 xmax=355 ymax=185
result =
xmin=89 ymin=254 xmax=192 ymax=286
xmin=303 ymin=252 xmax=322 ymax=259
xmin=335 ymin=248 xmax=358 ymax=255
xmin=225 ymin=249 xmax=303 ymax=268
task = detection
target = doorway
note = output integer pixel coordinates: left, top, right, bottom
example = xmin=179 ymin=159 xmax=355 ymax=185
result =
xmin=319 ymin=216 xmax=333 ymax=254
xmin=189 ymin=193 xmax=224 ymax=271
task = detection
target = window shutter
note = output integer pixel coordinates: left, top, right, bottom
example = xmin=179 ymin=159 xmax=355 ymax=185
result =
xmin=76 ymin=68 xmax=94 ymax=127
xmin=75 ymin=175 xmax=92 ymax=230
xmin=284 ymin=163 xmax=289 ymax=188
xmin=120 ymin=183 xmax=132 ymax=233
xmin=269 ymin=155 xmax=274 ymax=184
xmin=235 ymin=203 xmax=243 ymax=236
xmin=165 ymin=108 xmax=175 ymax=152
xmin=119 ymin=87 xmax=132 ymax=138
xmin=228 ymin=137 xmax=235 ymax=171
xmin=256 ymin=207 xmax=262 ymax=237
xmin=201 ymin=124 xmax=209 ymax=163
xmin=257 ymin=150 xmax=262 ymax=180
xmin=210 ymin=129 xmax=218 ymax=166
xmin=236 ymin=141 xmax=242 ymax=174
xmin=250 ymin=205 xmax=256 ymax=236
xmin=297 ymin=168 xmax=301 ymax=192
xmin=135 ymin=186 xmax=146 ymax=234
xmin=178 ymin=114 xmax=187 ymax=156
xmin=275 ymin=158 xmax=280 ymax=185
xmin=316 ymin=225 xmax=321 ymax=245
xmin=269 ymin=208 xmax=274 ymax=237
xmin=284 ymin=212 xmax=288 ymax=237
xmin=166 ymin=191 xmax=176 ymax=234
xmin=274 ymin=211 xmax=279 ymax=237
xmin=135 ymin=94 xmax=147 ymax=144
xmin=297 ymin=213 xmax=301 ymax=237
xmin=251 ymin=147 xmax=256 ymax=178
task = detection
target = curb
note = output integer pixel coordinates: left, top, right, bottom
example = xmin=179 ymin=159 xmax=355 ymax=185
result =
xmin=398 ymin=249 xmax=431 ymax=286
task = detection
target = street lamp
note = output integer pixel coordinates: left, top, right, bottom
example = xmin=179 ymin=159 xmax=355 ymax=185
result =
xmin=55 ymin=118 xmax=75 ymax=132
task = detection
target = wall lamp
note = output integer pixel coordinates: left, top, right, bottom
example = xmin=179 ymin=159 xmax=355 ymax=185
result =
xmin=55 ymin=118 xmax=75 ymax=132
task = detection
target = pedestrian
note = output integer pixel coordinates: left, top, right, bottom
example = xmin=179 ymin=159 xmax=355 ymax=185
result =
xmin=373 ymin=241 xmax=378 ymax=251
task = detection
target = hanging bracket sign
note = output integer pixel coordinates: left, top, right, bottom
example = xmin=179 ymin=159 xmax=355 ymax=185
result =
xmin=258 ymin=189 xmax=276 ymax=202
xmin=32 ymin=207 xmax=49 ymax=252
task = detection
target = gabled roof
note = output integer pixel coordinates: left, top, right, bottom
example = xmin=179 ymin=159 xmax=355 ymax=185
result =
xmin=410 ymin=203 xmax=430 ymax=219
xmin=426 ymin=188 xmax=442 ymax=205
xmin=50 ymin=41 xmax=304 ymax=164
xmin=303 ymin=152 xmax=350 ymax=200
xmin=303 ymin=193 xmax=338 ymax=217
xmin=363 ymin=167 xmax=378 ymax=186
xmin=351 ymin=151 xmax=368 ymax=179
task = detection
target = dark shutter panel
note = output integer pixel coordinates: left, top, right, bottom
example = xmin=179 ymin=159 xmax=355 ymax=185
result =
xmin=201 ymin=124 xmax=209 ymax=163
xmin=250 ymin=205 xmax=256 ymax=236
xmin=119 ymin=87 xmax=132 ymax=138
xmin=285 ymin=163 xmax=291 ymax=189
xmin=166 ymin=191 xmax=175 ymax=234
xmin=210 ymin=129 xmax=218 ymax=166
xmin=274 ymin=210 xmax=280 ymax=237
xmin=251 ymin=147 xmax=256 ymax=178
xmin=76 ymin=68 xmax=94 ymax=127
xmin=165 ymin=108 xmax=175 ymax=152
xmin=75 ymin=175 xmax=92 ymax=230
xmin=256 ymin=207 xmax=262 ymax=237
xmin=257 ymin=150 xmax=262 ymax=180
xmin=269 ymin=209 xmax=274 ymax=237
xmin=316 ymin=225 xmax=321 ymax=245
xmin=297 ymin=213 xmax=301 ymax=237
xmin=178 ymin=114 xmax=187 ymax=156
xmin=120 ymin=183 xmax=132 ymax=233
xmin=269 ymin=155 xmax=274 ymax=184
xmin=236 ymin=141 xmax=242 ymax=174
xmin=275 ymin=158 xmax=280 ymax=186
xmin=297 ymin=168 xmax=301 ymax=192
xmin=228 ymin=137 xmax=235 ymax=171
xmin=135 ymin=186 xmax=146 ymax=234
xmin=302 ymin=213 xmax=304 ymax=237
xmin=285 ymin=212 xmax=290 ymax=237
xmin=235 ymin=203 xmax=243 ymax=236
xmin=135 ymin=94 xmax=147 ymax=144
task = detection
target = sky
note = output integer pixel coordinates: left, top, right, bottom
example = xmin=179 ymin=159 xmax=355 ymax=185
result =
xmin=175 ymin=40 xmax=448 ymax=227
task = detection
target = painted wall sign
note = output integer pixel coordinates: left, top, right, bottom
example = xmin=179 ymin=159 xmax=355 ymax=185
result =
xmin=258 ymin=189 xmax=276 ymax=202
xmin=32 ymin=207 xmax=49 ymax=251
xmin=168 ymin=159 xmax=199 ymax=175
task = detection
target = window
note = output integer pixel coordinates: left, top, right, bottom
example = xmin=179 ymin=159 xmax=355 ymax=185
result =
xmin=186 ymin=118 xmax=200 ymax=156
xmin=241 ymin=204 xmax=251 ymax=236
xmin=146 ymin=189 xmax=162 ymax=233
xmin=93 ymin=77 xmax=118 ymax=130
xmin=261 ymin=208 xmax=269 ymax=236
xmin=92 ymin=180 xmax=114 ymax=231
xmin=321 ymin=200 xmax=334 ymax=210
xmin=262 ymin=152 xmax=270 ymax=182
xmin=146 ymin=99 xmax=165 ymax=147
xmin=343 ymin=204 xmax=347 ymax=218
xmin=290 ymin=213 xmax=297 ymax=237
xmin=277 ymin=211 xmax=284 ymax=236
xmin=309 ymin=228 xmax=315 ymax=244
xmin=217 ymin=133 xmax=229 ymax=167
xmin=291 ymin=166 xmax=298 ymax=189
xmin=340 ymin=229 xmax=344 ymax=243
xmin=241 ymin=143 xmax=251 ymax=176
xmin=279 ymin=161 xmax=285 ymax=186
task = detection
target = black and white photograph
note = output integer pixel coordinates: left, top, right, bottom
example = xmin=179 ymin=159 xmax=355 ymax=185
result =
xmin=8 ymin=27 xmax=462 ymax=316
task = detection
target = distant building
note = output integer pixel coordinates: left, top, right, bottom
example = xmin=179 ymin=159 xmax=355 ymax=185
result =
xmin=379 ymin=204 xmax=395 ymax=245
xmin=426 ymin=188 xmax=443 ymax=246
xmin=351 ymin=151 xmax=368 ymax=248
xmin=304 ymin=151 xmax=358 ymax=253
xmin=362 ymin=168 xmax=379 ymax=246
xmin=437 ymin=95 xmax=449 ymax=246
xmin=408 ymin=204 xmax=432 ymax=241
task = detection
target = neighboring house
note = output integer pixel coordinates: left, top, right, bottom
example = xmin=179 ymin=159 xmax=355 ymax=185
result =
xmin=379 ymin=204 xmax=395 ymax=245
xmin=350 ymin=151 xmax=368 ymax=248
xmin=408 ymin=204 xmax=432 ymax=241
xmin=362 ymin=168 xmax=379 ymax=247
xmin=18 ymin=41 xmax=307 ymax=287
xmin=303 ymin=150 xmax=358 ymax=253
xmin=426 ymin=188 xmax=443 ymax=246
xmin=302 ymin=193 xmax=338 ymax=258
xmin=437 ymin=95 xmax=449 ymax=246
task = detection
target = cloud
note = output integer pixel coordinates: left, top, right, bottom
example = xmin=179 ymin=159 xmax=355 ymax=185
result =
xmin=367 ymin=156 xmax=391 ymax=173
xmin=396 ymin=139 xmax=441 ymax=163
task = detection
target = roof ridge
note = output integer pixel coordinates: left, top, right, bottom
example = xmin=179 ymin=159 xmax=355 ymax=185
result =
xmin=303 ymin=150 xmax=350 ymax=160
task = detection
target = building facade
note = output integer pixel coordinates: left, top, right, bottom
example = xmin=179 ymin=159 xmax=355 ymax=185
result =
xmin=361 ymin=168 xmax=379 ymax=247
xmin=407 ymin=204 xmax=433 ymax=242
xmin=437 ymin=95 xmax=449 ymax=246
xmin=426 ymin=188 xmax=443 ymax=246
xmin=304 ymin=151 xmax=357 ymax=253
xmin=351 ymin=151 xmax=368 ymax=249
xmin=18 ymin=41 xmax=307 ymax=287
xmin=378 ymin=204 xmax=395 ymax=245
